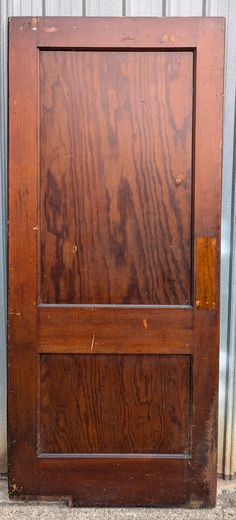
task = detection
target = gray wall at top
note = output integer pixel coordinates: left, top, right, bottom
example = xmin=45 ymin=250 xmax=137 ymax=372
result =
xmin=0 ymin=0 xmax=236 ymax=478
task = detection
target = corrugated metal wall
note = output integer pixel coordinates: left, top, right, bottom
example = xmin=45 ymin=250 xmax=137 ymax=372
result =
xmin=0 ymin=0 xmax=236 ymax=478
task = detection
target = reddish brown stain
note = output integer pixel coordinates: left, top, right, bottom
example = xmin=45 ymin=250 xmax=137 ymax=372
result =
xmin=196 ymin=237 xmax=216 ymax=310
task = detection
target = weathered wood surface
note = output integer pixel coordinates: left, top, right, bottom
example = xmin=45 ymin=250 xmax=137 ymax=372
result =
xmin=40 ymin=50 xmax=192 ymax=305
xmin=8 ymin=17 xmax=224 ymax=507
xmin=40 ymin=354 xmax=191 ymax=454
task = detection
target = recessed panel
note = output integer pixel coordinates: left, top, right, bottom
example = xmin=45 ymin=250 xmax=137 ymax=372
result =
xmin=40 ymin=50 xmax=193 ymax=304
xmin=39 ymin=354 xmax=191 ymax=454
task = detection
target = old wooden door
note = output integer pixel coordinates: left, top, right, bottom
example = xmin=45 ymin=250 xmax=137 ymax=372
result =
xmin=8 ymin=17 xmax=224 ymax=507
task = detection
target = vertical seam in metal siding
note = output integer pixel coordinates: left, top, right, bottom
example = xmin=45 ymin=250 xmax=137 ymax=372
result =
xmin=42 ymin=0 xmax=46 ymax=16
xmin=223 ymin=90 xmax=236 ymax=478
xmin=202 ymin=0 xmax=206 ymax=16
xmin=122 ymin=0 xmax=126 ymax=16
xmin=162 ymin=0 xmax=167 ymax=16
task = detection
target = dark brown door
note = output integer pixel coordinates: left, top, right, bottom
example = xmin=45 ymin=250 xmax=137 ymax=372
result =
xmin=8 ymin=17 xmax=224 ymax=507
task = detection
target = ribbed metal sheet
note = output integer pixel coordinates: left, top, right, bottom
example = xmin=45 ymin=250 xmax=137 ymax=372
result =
xmin=1 ymin=0 xmax=236 ymax=478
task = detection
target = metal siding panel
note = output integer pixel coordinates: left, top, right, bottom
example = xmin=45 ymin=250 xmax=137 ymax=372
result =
xmin=224 ymin=171 xmax=236 ymax=477
xmin=8 ymin=0 xmax=43 ymax=15
xmin=204 ymin=0 xmax=224 ymax=16
xmin=71 ymin=1 xmax=84 ymax=15
xmin=165 ymin=0 xmax=203 ymax=15
xmin=45 ymin=0 xmax=61 ymax=15
xmin=8 ymin=0 xmax=22 ymax=15
xmin=31 ymin=0 xmax=44 ymax=15
xmin=126 ymin=1 xmax=163 ymax=16
xmin=45 ymin=1 xmax=83 ymax=15
xmin=86 ymin=0 xmax=123 ymax=16
xmin=21 ymin=0 xmax=35 ymax=13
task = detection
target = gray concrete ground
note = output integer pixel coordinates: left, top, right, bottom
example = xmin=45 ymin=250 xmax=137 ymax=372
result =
xmin=0 ymin=478 xmax=235 ymax=519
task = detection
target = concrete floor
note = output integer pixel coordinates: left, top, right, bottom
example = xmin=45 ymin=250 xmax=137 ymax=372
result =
xmin=0 ymin=478 xmax=235 ymax=519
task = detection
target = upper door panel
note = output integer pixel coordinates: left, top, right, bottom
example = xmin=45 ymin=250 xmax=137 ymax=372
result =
xmin=40 ymin=49 xmax=193 ymax=305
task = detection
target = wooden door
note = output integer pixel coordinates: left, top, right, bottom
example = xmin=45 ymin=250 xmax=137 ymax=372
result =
xmin=8 ymin=17 xmax=224 ymax=507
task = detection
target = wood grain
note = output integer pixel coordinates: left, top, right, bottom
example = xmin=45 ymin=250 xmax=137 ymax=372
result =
xmin=37 ymin=307 xmax=194 ymax=353
xmin=196 ymin=237 xmax=216 ymax=310
xmin=8 ymin=17 xmax=224 ymax=507
xmin=36 ymin=457 xmax=189 ymax=507
xmin=39 ymin=354 xmax=191 ymax=454
xmin=40 ymin=50 xmax=193 ymax=305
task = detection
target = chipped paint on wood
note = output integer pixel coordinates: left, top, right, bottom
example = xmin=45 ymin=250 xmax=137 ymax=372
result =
xmin=90 ymin=334 xmax=95 ymax=351
xmin=142 ymin=319 xmax=148 ymax=330
xmin=30 ymin=18 xmax=38 ymax=31
xmin=159 ymin=33 xmax=176 ymax=44
xmin=187 ymin=494 xmax=206 ymax=508
xmin=196 ymin=237 xmax=216 ymax=311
